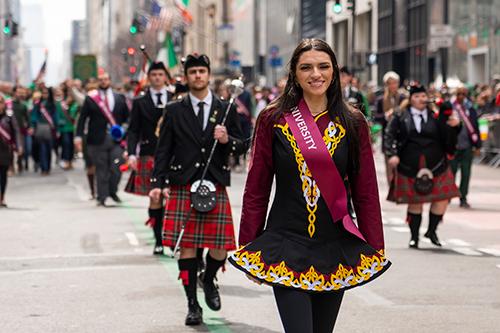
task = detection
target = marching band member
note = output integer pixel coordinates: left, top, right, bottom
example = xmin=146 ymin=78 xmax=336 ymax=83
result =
xmin=125 ymin=61 xmax=172 ymax=255
xmin=385 ymin=85 xmax=461 ymax=248
xmin=150 ymin=54 xmax=247 ymax=326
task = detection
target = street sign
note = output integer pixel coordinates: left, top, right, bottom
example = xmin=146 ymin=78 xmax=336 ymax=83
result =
xmin=430 ymin=24 xmax=454 ymax=37
xmin=270 ymin=57 xmax=283 ymax=68
xmin=429 ymin=36 xmax=453 ymax=51
xmin=72 ymin=55 xmax=97 ymax=81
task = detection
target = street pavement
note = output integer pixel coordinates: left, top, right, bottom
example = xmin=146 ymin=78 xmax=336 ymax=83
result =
xmin=1 ymin=149 xmax=499 ymax=333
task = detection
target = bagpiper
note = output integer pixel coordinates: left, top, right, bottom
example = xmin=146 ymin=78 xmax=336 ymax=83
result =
xmin=149 ymin=53 xmax=248 ymax=326
xmin=125 ymin=61 xmax=173 ymax=255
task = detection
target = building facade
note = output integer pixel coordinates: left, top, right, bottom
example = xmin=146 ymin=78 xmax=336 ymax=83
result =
xmin=326 ymin=0 xmax=378 ymax=84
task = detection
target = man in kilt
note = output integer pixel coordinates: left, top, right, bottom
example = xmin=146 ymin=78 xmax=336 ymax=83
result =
xmin=125 ymin=61 xmax=173 ymax=255
xmin=385 ymin=85 xmax=461 ymax=249
xmin=149 ymin=54 xmax=247 ymax=326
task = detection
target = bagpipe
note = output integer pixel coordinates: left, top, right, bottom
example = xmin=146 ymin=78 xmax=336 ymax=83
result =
xmin=171 ymin=78 xmax=245 ymax=257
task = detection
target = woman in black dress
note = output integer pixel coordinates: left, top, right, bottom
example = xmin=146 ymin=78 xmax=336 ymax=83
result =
xmin=229 ymin=39 xmax=390 ymax=333
xmin=0 ymin=95 xmax=22 ymax=207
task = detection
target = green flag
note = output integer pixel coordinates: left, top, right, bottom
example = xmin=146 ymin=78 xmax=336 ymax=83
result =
xmin=165 ymin=32 xmax=178 ymax=69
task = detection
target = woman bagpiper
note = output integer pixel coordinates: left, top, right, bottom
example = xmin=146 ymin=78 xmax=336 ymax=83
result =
xmin=228 ymin=39 xmax=391 ymax=333
xmin=0 ymin=95 xmax=22 ymax=207
xmin=384 ymin=85 xmax=461 ymax=248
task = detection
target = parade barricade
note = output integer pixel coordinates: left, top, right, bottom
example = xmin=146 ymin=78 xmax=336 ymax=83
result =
xmin=479 ymin=116 xmax=500 ymax=167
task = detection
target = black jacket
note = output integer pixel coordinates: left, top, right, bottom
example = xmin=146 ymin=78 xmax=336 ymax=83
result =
xmin=151 ymin=93 xmax=249 ymax=188
xmin=0 ymin=113 xmax=21 ymax=166
xmin=127 ymin=90 xmax=173 ymax=156
xmin=76 ymin=91 xmax=129 ymax=145
xmin=384 ymin=107 xmax=459 ymax=177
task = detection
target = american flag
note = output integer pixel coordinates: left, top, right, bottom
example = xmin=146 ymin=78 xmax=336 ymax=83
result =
xmin=149 ymin=0 xmax=174 ymax=31
xmin=34 ymin=51 xmax=48 ymax=84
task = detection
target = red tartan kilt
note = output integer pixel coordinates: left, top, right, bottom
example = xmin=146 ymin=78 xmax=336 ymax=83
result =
xmin=387 ymin=167 xmax=460 ymax=204
xmin=124 ymin=156 xmax=154 ymax=196
xmin=162 ymin=184 xmax=236 ymax=250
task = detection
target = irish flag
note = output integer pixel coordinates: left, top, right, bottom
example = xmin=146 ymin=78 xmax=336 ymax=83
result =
xmin=174 ymin=0 xmax=192 ymax=24
xmin=156 ymin=31 xmax=178 ymax=70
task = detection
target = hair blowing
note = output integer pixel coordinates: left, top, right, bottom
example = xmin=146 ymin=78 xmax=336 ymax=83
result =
xmin=265 ymin=38 xmax=362 ymax=173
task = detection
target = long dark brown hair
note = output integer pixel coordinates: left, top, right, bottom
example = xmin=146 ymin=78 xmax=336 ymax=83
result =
xmin=266 ymin=38 xmax=362 ymax=173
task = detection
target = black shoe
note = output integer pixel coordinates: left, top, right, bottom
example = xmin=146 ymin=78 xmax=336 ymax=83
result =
xmin=153 ymin=245 xmax=164 ymax=255
xmin=110 ymin=194 xmax=122 ymax=203
xmin=202 ymin=277 xmax=221 ymax=311
xmin=185 ymin=300 xmax=203 ymax=326
xmin=459 ymin=199 xmax=471 ymax=209
xmin=409 ymin=239 xmax=419 ymax=249
xmin=424 ymin=231 xmax=442 ymax=247
xmin=97 ymin=199 xmax=107 ymax=207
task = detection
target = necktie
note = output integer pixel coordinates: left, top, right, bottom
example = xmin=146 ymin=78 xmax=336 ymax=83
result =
xmin=418 ymin=114 xmax=425 ymax=133
xmin=103 ymin=91 xmax=110 ymax=111
xmin=197 ymin=101 xmax=205 ymax=130
xmin=156 ymin=93 xmax=163 ymax=107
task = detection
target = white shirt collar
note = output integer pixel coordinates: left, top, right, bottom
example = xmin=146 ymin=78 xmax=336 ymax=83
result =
xmin=150 ymin=87 xmax=168 ymax=106
xmin=150 ymin=86 xmax=167 ymax=95
xmin=189 ymin=90 xmax=213 ymax=111
xmin=410 ymin=107 xmax=427 ymax=116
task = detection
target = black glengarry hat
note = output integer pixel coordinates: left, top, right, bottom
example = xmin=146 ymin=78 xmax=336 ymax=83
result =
xmin=409 ymin=84 xmax=426 ymax=97
xmin=148 ymin=61 xmax=168 ymax=74
xmin=184 ymin=53 xmax=211 ymax=75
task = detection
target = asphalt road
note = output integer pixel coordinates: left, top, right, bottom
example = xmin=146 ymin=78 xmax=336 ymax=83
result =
xmin=1 ymin=151 xmax=499 ymax=333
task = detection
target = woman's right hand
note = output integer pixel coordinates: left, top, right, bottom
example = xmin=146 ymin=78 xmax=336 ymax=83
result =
xmin=388 ymin=156 xmax=400 ymax=169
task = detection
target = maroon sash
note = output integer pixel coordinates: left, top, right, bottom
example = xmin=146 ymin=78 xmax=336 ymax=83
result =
xmin=59 ymin=100 xmax=75 ymax=125
xmin=453 ymin=101 xmax=478 ymax=144
xmin=284 ymin=99 xmax=366 ymax=241
xmin=88 ymin=90 xmax=117 ymax=126
xmin=0 ymin=122 xmax=12 ymax=146
xmin=39 ymin=103 xmax=55 ymax=129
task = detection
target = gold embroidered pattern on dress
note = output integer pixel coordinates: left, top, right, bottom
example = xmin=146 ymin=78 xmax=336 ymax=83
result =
xmin=230 ymin=248 xmax=389 ymax=291
xmin=275 ymin=114 xmax=345 ymax=237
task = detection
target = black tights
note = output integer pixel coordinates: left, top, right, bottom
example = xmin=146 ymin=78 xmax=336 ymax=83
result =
xmin=0 ymin=165 xmax=8 ymax=198
xmin=273 ymin=287 xmax=344 ymax=333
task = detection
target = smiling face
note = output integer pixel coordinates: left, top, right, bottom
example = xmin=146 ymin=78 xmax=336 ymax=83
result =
xmin=295 ymin=49 xmax=334 ymax=99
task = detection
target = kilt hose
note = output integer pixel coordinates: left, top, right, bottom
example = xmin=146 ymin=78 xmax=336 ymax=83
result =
xmin=162 ymin=184 xmax=236 ymax=250
xmin=387 ymin=167 xmax=460 ymax=204
xmin=124 ymin=155 xmax=155 ymax=196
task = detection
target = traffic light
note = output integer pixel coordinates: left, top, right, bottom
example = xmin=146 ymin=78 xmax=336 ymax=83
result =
xmin=333 ymin=0 xmax=342 ymax=14
xmin=129 ymin=22 xmax=138 ymax=35
xmin=129 ymin=66 xmax=137 ymax=74
xmin=346 ymin=0 xmax=355 ymax=12
xmin=3 ymin=19 xmax=11 ymax=35
xmin=129 ymin=14 xmax=145 ymax=35
xmin=127 ymin=47 xmax=136 ymax=56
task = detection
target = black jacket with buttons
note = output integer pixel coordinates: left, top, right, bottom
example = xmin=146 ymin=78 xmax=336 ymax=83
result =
xmin=127 ymin=90 xmax=173 ymax=156
xmin=151 ymin=92 xmax=249 ymax=188
xmin=76 ymin=92 xmax=129 ymax=146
